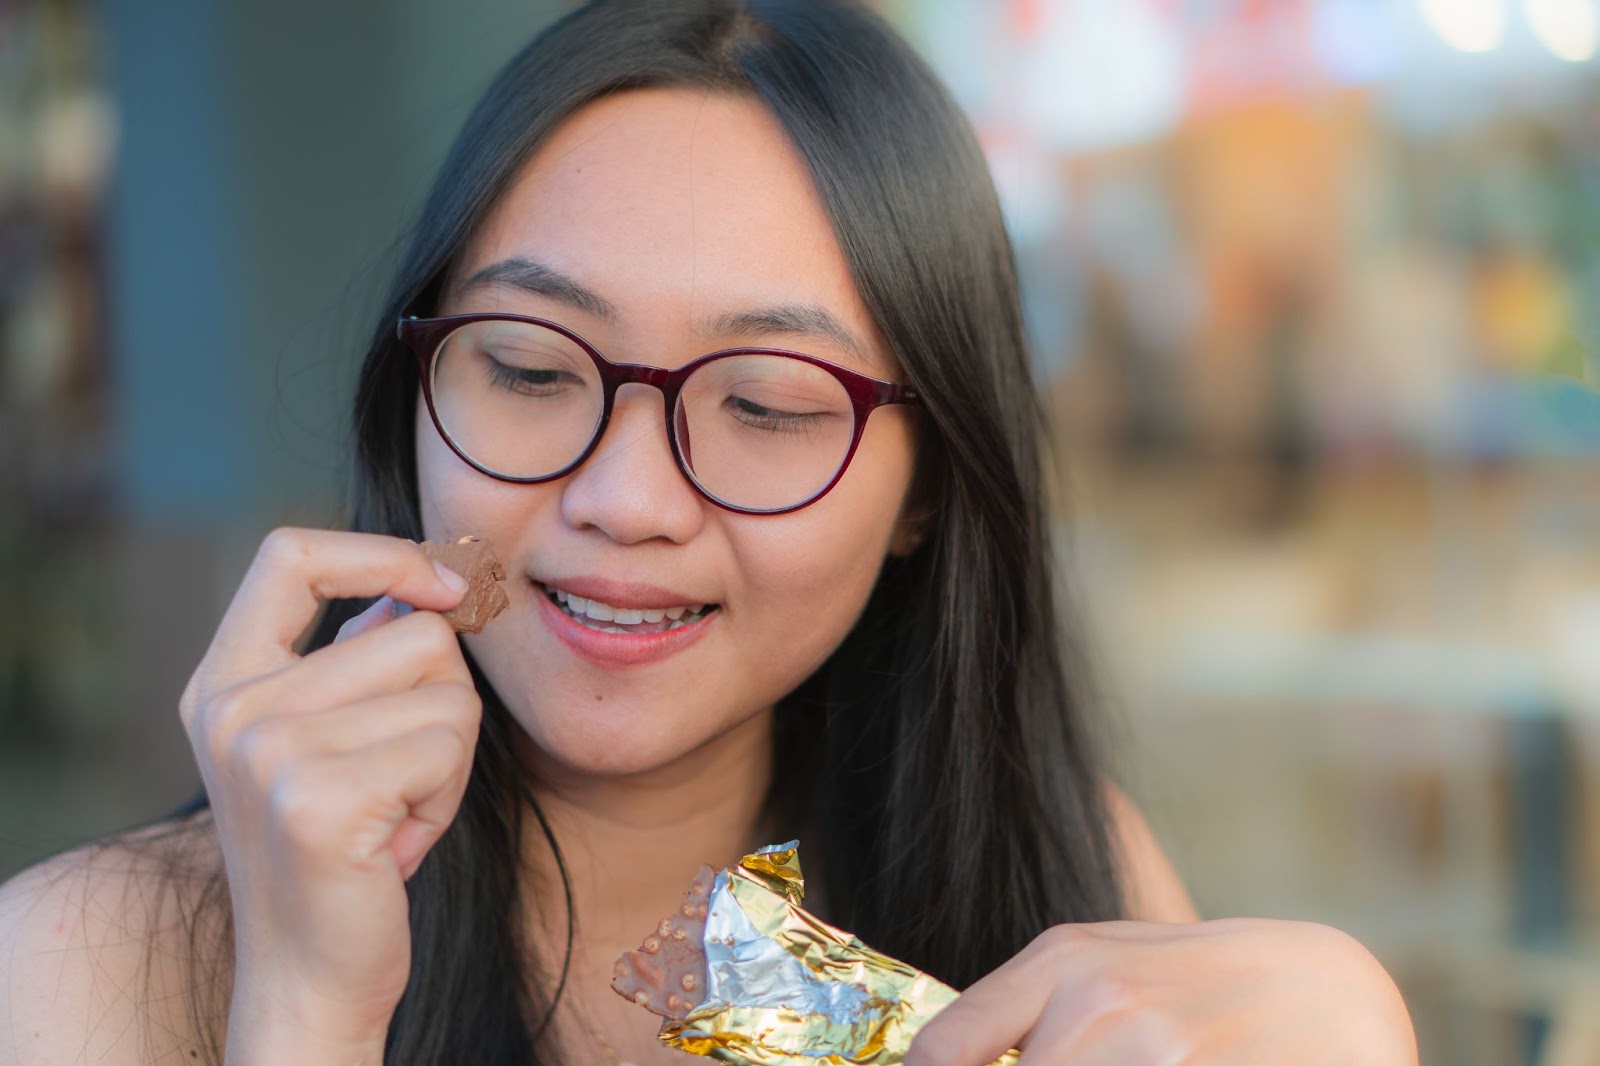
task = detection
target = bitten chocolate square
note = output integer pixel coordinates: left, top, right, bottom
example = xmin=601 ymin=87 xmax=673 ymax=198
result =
xmin=420 ymin=536 xmax=510 ymax=634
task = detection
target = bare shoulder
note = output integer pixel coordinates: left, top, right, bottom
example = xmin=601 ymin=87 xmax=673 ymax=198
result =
xmin=0 ymin=816 xmax=229 ymax=1066
xmin=1104 ymin=782 xmax=1200 ymax=923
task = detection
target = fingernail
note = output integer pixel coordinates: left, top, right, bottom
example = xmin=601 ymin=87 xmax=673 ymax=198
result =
xmin=433 ymin=560 xmax=469 ymax=594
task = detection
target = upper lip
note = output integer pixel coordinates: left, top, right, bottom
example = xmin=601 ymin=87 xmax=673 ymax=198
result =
xmin=537 ymin=575 xmax=717 ymax=611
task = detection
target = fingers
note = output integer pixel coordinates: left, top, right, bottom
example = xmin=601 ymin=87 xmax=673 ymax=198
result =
xmin=194 ymin=528 xmax=468 ymax=699
xmin=262 ymin=719 xmax=474 ymax=878
xmin=193 ymin=611 xmax=473 ymax=782
xmin=229 ymin=681 xmax=481 ymax=782
xmin=906 ymin=930 xmax=1068 ymax=1066
xmin=289 ymin=609 xmax=473 ymax=707
xmin=908 ymin=925 xmax=1170 ymax=1066
xmin=335 ymin=597 xmax=419 ymax=646
xmin=1014 ymin=983 xmax=1187 ymax=1066
xmin=336 ymin=596 xmax=399 ymax=643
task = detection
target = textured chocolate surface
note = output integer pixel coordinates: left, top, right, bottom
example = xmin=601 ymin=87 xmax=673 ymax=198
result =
xmin=419 ymin=536 xmax=509 ymax=634
xmin=611 ymin=864 xmax=716 ymax=1021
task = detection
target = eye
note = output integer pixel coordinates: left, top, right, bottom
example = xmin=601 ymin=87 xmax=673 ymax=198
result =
xmin=724 ymin=395 xmax=830 ymax=434
xmin=485 ymin=355 xmax=580 ymax=396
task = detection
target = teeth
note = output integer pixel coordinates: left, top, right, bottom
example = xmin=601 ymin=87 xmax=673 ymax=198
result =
xmin=546 ymin=585 xmax=711 ymax=627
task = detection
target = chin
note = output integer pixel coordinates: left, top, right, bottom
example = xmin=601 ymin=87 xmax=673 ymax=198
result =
xmin=509 ymin=700 xmax=740 ymax=780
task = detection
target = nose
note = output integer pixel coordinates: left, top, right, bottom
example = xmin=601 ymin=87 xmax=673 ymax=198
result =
xmin=559 ymin=383 xmax=706 ymax=545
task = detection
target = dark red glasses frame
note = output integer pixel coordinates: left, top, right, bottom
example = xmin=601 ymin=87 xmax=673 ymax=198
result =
xmin=396 ymin=313 xmax=922 ymax=516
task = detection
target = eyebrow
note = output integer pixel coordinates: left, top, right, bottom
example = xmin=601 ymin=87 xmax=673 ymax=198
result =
xmin=458 ymin=256 xmax=868 ymax=360
xmin=701 ymin=305 xmax=866 ymax=360
xmin=457 ymin=257 xmax=620 ymax=321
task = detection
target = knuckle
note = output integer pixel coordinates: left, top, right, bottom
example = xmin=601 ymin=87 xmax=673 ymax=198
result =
xmin=1285 ymin=918 xmax=1370 ymax=966
xmin=199 ymin=685 xmax=258 ymax=763
xmin=177 ymin=675 xmax=202 ymax=728
xmin=426 ymin=684 xmax=482 ymax=763
xmin=406 ymin=608 xmax=459 ymax=648
xmin=233 ymin=717 xmax=291 ymax=784
xmin=442 ymin=681 xmax=483 ymax=721
xmin=394 ymin=612 xmax=468 ymax=675
xmin=256 ymin=526 xmax=312 ymax=573
xmin=265 ymin=764 xmax=334 ymax=848
xmin=425 ymin=720 xmax=472 ymax=768
xmin=1079 ymin=970 xmax=1138 ymax=1016
xmin=1031 ymin=923 xmax=1084 ymax=963
xmin=1298 ymin=918 xmax=1355 ymax=948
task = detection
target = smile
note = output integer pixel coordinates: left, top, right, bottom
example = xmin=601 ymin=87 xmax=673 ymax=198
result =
xmin=541 ymin=584 xmax=720 ymax=635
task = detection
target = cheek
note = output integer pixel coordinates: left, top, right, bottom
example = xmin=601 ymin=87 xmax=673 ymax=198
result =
xmin=414 ymin=396 xmax=520 ymax=541
xmin=728 ymin=412 xmax=918 ymax=650
xmin=414 ymin=399 xmax=458 ymax=536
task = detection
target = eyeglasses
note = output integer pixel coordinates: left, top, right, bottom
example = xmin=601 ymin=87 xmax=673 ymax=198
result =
xmin=397 ymin=313 xmax=921 ymax=515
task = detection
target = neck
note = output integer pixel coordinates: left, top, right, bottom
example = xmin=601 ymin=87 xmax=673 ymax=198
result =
xmin=518 ymin=708 xmax=777 ymax=960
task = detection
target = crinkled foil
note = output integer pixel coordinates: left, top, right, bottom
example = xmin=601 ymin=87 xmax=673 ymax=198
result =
xmin=657 ymin=842 xmax=1017 ymax=1065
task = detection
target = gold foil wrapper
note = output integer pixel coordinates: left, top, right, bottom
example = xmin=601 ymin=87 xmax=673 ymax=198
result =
xmin=657 ymin=842 xmax=1017 ymax=1065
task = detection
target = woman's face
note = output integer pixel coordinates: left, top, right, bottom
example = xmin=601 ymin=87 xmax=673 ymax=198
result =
xmin=415 ymin=87 xmax=919 ymax=780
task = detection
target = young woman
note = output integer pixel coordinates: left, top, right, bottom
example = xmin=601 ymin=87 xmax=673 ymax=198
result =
xmin=0 ymin=2 xmax=1416 ymax=1063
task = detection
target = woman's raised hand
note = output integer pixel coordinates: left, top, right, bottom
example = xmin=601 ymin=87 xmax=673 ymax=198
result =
xmin=904 ymin=918 xmax=1418 ymax=1066
xmin=178 ymin=528 xmax=481 ymax=1065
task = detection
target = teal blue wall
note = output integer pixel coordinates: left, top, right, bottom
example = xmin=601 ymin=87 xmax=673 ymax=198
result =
xmin=103 ymin=0 xmax=573 ymax=526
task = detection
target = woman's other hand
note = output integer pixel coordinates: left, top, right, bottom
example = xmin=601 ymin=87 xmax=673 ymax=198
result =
xmin=905 ymin=917 xmax=1417 ymax=1066
xmin=178 ymin=527 xmax=479 ymax=1064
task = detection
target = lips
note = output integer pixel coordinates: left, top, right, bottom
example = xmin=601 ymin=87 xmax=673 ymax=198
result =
xmin=542 ymin=583 xmax=719 ymax=635
xmin=532 ymin=577 xmax=722 ymax=668
xmin=541 ymin=575 xmax=718 ymax=611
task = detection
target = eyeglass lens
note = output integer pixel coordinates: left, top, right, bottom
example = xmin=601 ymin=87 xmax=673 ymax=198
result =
xmin=429 ymin=319 xmax=858 ymax=511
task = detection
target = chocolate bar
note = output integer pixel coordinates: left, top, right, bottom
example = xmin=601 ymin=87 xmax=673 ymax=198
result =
xmin=611 ymin=864 xmax=715 ymax=1020
xmin=419 ymin=536 xmax=509 ymax=634
xmin=609 ymin=842 xmax=1019 ymax=1065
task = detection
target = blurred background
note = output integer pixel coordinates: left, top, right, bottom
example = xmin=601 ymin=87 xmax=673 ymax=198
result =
xmin=2 ymin=0 xmax=1598 ymax=1062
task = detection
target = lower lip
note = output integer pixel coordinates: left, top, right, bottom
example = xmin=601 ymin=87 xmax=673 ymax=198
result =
xmin=536 ymin=591 xmax=717 ymax=668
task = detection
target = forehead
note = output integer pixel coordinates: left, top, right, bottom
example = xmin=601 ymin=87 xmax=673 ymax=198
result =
xmin=452 ymin=87 xmax=890 ymax=371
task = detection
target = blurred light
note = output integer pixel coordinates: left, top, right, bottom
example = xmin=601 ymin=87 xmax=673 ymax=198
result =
xmin=1020 ymin=0 xmax=1185 ymax=154
xmin=981 ymin=133 xmax=1067 ymax=244
xmin=1523 ymin=0 xmax=1600 ymax=61
xmin=1418 ymin=0 xmax=1509 ymax=52
xmin=1312 ymin=0 xmax=1404 ymax=84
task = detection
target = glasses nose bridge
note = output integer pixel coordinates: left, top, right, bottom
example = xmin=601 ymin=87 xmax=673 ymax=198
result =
xmin=601 ymin=357 xmax=686 ymax=416
xmin=610 ymin=359 xmax=675 ymax=389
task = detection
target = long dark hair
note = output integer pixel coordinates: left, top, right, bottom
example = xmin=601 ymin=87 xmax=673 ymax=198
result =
xmin=165 ymin=1 xmax=1124 ymax=1061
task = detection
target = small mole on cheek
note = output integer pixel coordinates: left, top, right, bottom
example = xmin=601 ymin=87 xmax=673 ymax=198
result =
xmin=594 ymin=693 xmax=603 ymax=702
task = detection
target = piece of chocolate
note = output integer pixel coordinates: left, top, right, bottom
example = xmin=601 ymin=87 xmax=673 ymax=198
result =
xmin=419 ymin=536 xmax=509 ymax=634
xmin=611 ymin=864 xmax=716 ymax=1020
